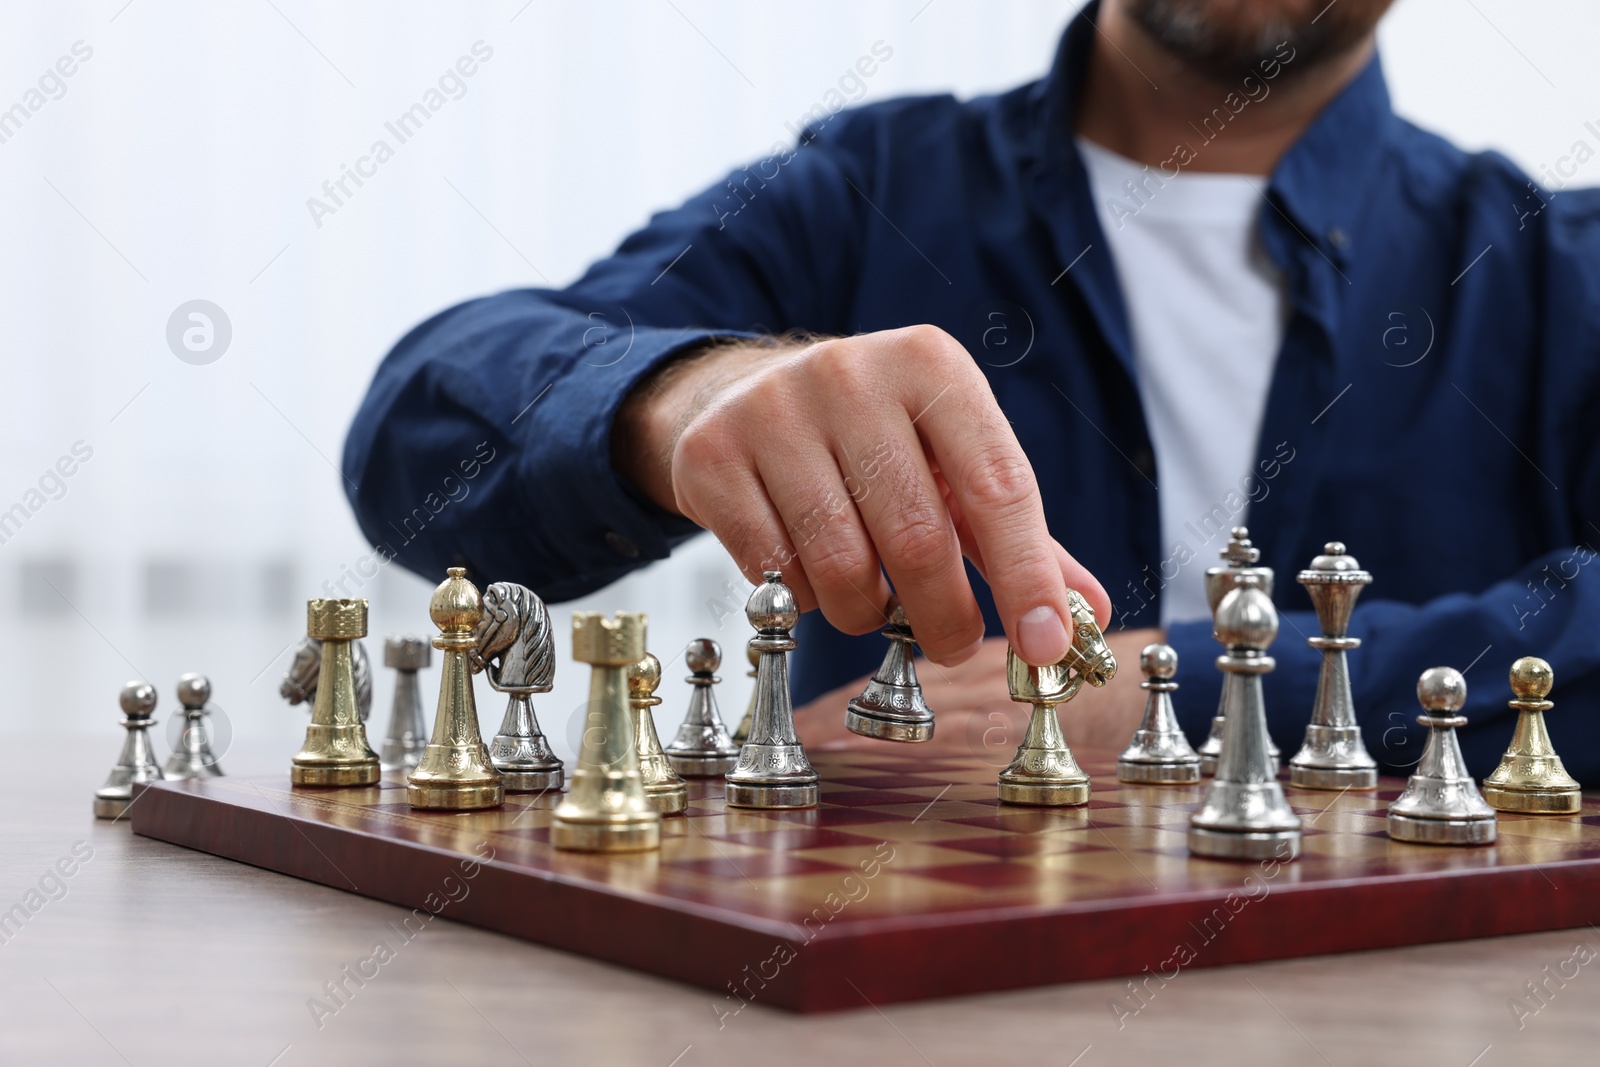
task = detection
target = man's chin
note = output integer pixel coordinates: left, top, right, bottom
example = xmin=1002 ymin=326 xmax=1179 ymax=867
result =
xmin=1121 ymin=0 xmax=1392 ymax=84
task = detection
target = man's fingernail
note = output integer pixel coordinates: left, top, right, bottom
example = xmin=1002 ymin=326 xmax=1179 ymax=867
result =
xmin=1017 ymin=605 xmax=1069 ymax=665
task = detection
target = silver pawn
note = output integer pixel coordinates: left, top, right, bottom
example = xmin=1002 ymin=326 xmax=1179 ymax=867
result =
xmin=1197 ymin=527 xmax=1280 ymax=775
xmin=1289 ymin=542 xmax=1378 ymax=789
xmin=1188 ymin=586 xmax=1302 ymax=861
xmin=474 ymin=582 xmax=563 ymax=793
xmin=164 ymin=672 xmax=224 ymax=779
xmin=844 ymin=600 xmax=935 ymax=742
xmin=1387 ymin=668 xmax=1498 ymax=846
xmin=725 ymin=571 xmax=819 ymax=809
xmin=1117 ymin=644 xmax=1201 ymax=783
xmin=280 ymin=637 xmax=374 ymax=722
xmin=664 ymin=638 xmax=742 ymax=776
xmin=95 ymin=682 xmax=165 ymax=819
xmin=381 ymin=636 xmax=431 ymax=771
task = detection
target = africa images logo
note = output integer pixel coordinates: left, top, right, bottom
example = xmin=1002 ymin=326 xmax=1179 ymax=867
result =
xmin=165 ymin=300 xmax=232 ymax=365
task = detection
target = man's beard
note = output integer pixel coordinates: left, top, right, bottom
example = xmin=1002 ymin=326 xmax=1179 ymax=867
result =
xmin=1123 ymin=0 xmax=1393 ymax=83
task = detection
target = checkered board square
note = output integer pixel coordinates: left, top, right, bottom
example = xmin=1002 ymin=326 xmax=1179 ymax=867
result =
xmin=130 ymin=749 xmax=1600 ymax=1012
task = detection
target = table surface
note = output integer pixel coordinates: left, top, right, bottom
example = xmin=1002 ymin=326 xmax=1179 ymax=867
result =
xmin=6 ymin=740 xmax=1598 ymax=1067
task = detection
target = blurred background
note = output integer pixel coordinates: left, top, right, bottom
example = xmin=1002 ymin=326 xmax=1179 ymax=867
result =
xmin=2 ymin=0 xmax=1594 ymax=768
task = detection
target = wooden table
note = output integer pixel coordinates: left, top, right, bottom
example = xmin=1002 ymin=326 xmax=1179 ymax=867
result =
xmin=4 ymin=742 xmax=1596 ymax=1066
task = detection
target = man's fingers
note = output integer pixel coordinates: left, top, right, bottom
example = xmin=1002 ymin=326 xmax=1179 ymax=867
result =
xmin=844 ymin=427 xmax=985 ymax=664
xmin=1051 ymin=539 xmax=1111 ymax=628
xmin=944 ymin=440 xmax=1111 ymax=636
xmin=755 ymin=448 xmax=892 ymax=634
xmin=671 ymin=432 xmax=804 ymax=594
xmin=909 ymin=352 xmax=1075 ymax=666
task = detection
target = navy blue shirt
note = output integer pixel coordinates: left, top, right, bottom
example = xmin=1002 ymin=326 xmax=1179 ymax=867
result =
xmin=344 ymin=13 xmax=1600 ymax=784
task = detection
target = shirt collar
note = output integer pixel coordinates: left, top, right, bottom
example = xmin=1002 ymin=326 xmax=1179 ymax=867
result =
xmin=1032 ymin=2 xmax=1397 ymax=265
xmin=1264 ymin=50 xmax=1394 ymax=264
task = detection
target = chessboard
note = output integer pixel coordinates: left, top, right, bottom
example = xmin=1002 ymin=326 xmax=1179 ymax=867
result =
xmin=129 ymin=748 xmax=1600 ymax=1013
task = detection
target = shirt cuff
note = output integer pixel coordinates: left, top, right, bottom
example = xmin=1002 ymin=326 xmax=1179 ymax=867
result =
xmin=530 ymin=326 xmax=756 ymax=582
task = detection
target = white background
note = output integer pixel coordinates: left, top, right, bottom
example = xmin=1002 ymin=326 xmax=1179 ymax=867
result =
xmin=1 ymin=0 xmax=1593 ymax=767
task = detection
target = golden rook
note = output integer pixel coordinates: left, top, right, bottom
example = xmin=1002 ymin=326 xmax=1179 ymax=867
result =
xmin=291 ymin=599 xmax=381 ymax=787
xmin=551 ymin=612 xmax=661 ymax=852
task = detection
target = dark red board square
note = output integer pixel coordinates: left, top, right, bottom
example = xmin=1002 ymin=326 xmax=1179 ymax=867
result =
xmin=663 ymin=854 xmax=844 ymax=879
xmin=707 ymin=826 xmax=882 ymax=850
xmin=766 ymin=806 xmax=909 ymax=827
xmin=939 ymin=836 xmax=1105 ymax=859
xmin=822 ymin=775 xmax=957 ymax=790
xmin=495 ymin=827 xmax=551 ymax=842
xmin=911 ymin=863 xmax=1072 ymax=889
xmin=950 ymin=812 xmax=1092 ymax=834
xmin=847 ymin=761 xmax=974 ymax=774
xmin=820 ymin=790 xmax=938 ymax=808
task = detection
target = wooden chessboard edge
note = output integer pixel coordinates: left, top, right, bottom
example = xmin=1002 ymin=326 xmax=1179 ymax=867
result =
xmin=129 ymin=778 xmax=1600 ymax=1013
xmin=127 ymin=779 xmax=834 ymax=1008
xmin=130 ymin=777 xmax=809 ymax=938
xmin=788 ymin=863 xmax=1600 ymax=1011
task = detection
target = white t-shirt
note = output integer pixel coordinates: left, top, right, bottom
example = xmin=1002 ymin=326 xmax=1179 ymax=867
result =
xmin=1076 ymin=137 xmax=1287 ymax=626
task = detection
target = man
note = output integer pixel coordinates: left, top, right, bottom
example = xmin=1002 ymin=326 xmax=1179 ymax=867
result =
xmin=343 ymin=0 xmax=1600 ymax=781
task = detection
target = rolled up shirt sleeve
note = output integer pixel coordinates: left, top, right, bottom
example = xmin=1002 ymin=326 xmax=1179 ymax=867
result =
xmin=342 ymin=117 xmax=876 ymax=600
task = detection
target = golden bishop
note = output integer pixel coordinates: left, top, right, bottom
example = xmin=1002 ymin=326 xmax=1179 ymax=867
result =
xmin=406 ymin=568 xmax=504 ymax=810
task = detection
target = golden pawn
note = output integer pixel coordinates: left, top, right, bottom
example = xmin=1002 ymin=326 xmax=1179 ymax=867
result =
xmin=551 ymin=612 xmax=661 ymax=852
xmin=406 ymin=568 xmax=504 ymax=810
xmin=628 ymin=653 xmax=688 ymax=815
xmin=998 ymin=647 xmax=1093 ymax=806
xmin=1483 ymin=657 xmax=1582 ymax=814
xmin=291 ymin=599 xmax=381 ymax=787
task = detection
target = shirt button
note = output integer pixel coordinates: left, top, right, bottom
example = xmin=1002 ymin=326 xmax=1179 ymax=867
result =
xmin=1327 ymin=226 xmax=1349 ymax=249
xmin=605 ymin=531 xmax=640 ymax=558
xmin=1131 ymin=447 xmax=1156 ymax=479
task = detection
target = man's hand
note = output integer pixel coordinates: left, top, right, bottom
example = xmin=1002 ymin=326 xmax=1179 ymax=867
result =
xmin=612 ymin=326 xmax=1110 ymax=666
xmin=793 ymin=629 xmax=1163 ymax=756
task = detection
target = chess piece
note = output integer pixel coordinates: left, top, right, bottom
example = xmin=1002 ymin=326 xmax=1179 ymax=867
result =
xmin=730 ymin=643 xmax=758 ymax=747
xmin=474 ymin=582 xmax=563 ymax=793
xmin=1116 ymin=643 xmax=1201 ymax=783
xmin=1289 ymin=542 xmax=1379 ymax=790
xmin=998 ymin=588 xmax=1114 ymax=806
xmin=725 ymin=572 xmax=820 ymax=809
xmin=280 ymin=636 xmax=374 ymax=722
xmin=164 ymin=672 xmax=225 ymax=779
xmin=407 ymin=569 xmax=503 ymax=810
xmin=664 ymin=638 xmax=741 ymax=776
xmin=380 ymin=636 xmax=430 ymax=771
xmin=94 ymin=682 xmax=165 ymax=818
xmin=1197 ymin=527 xmax=1279 ymax=775
xmin=1188 ymin=585 xmax=1303 ymax=861
xmin=291 ymin=600 xmax=381 ymax=786
xmin=1482 ymin=657 xmax=1581 ymax=814
xmin=1388 ymin=667 xmax=1497 ymax=844
xmin=844 ymin=600 xmax=935 ymax=742
xmin=629 ymin=653 xmax=689 ymax=814
xmin=551 ymin=612 xmax=661 ymax=851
